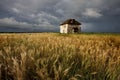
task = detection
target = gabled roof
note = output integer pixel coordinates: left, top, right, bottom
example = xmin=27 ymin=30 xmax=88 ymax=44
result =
xmin=60 ymin=19 xmax=81 ymax=25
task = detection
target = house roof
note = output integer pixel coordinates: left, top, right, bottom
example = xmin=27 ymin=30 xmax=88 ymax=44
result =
xmin=60 ymin=19 xmax=81 ymax=25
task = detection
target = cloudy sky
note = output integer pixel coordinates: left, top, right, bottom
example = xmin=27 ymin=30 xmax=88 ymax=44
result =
xmin=0 ymin=0 xmax=120 ymax=32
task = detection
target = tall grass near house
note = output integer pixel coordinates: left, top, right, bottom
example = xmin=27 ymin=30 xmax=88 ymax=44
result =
xmin=0 ymin=33 xmax=120 ymax=80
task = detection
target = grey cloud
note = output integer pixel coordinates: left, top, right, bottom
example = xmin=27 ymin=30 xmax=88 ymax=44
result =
xmin=0 ymin=17 xmax=57 ymax=32
xmin=82 ymin=8 xmax=102 ymax=18
xmin=0 ymin=0 xmax=120 ymax=32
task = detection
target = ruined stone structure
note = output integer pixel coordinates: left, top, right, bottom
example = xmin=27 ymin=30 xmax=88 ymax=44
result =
xmin=60 ymin=19 xmax=81 ymax=33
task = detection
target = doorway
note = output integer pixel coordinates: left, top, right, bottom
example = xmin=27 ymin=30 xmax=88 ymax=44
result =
xmin=73 ymin=27 xmax=79 ymax=33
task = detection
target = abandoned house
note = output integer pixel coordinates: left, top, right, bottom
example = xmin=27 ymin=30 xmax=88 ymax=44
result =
xmin=60 ymin=19 xmax=81 ymax=33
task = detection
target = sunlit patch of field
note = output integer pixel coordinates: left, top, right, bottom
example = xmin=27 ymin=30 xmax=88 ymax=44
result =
xmin=0 ymin=33 xmax=120 ymax=80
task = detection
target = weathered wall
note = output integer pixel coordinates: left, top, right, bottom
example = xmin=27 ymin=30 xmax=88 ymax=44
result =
xmin=60 ymin=24 xmax=81 ymax=33
xmin=60 ymin=24 xmax=68 ymax=33
xmin=67 ymin=25 xmax=80 ymax=33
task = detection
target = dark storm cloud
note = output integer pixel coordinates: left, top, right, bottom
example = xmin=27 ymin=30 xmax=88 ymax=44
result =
xmin=0 ymin=0 xmax=120 ymax=32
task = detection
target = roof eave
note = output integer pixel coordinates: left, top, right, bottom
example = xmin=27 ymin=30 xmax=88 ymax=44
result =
xmin=60 ymin=23 xmax=81 ymax=25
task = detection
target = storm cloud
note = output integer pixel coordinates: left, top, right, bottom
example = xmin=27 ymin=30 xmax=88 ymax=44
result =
xmin=0 ymin=0 xmax=120 ymax=32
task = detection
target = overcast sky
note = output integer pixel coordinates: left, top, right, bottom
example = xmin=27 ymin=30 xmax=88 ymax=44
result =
xmin=0 ymin=0 xmax=120 ymax=32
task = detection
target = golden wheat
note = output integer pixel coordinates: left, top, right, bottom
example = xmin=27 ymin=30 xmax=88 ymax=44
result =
xmin=0 ymin=33 xmax=120 ymax=80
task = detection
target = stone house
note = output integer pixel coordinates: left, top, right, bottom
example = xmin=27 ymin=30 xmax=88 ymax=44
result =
xmin=60 ymin=19 xmax=81 ymax=33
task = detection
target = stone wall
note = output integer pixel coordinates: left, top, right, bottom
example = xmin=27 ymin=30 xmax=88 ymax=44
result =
xmin=60 ymin=24 xmax=81 ymax=33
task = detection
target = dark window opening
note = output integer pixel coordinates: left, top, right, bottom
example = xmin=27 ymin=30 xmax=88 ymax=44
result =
xmin=73 ymin=28 xmax=79 ymax=33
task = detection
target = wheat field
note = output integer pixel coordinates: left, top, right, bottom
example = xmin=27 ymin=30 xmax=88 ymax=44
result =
xmin=0 ymin=33 xmax=120 ymax=80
